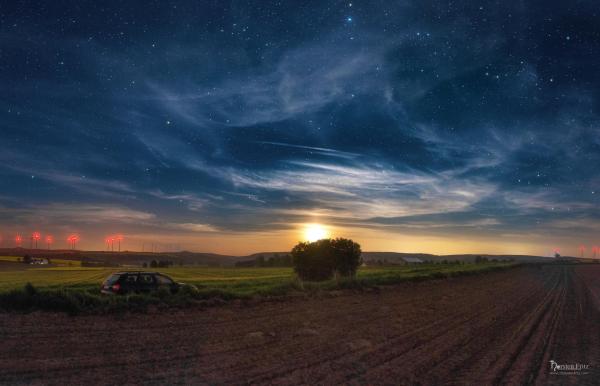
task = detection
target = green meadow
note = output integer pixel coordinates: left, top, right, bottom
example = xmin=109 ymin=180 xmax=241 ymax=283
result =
xmin=0 ymin=258 xmax=517 ymax=296
xmin=0 ymin=255 xmax=521 ymax=313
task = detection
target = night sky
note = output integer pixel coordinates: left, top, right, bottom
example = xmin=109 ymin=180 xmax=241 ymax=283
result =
xmin=1 ymin=1 xmax=599 ymax=255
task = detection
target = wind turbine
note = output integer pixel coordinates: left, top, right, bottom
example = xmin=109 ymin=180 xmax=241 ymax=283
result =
xmin=15 ymin=234 xmax=22 ymax=247
xmin=32 ymin=232 xmax=41 ymax=249
xmin=578 ymin=245 xmax=586 ymax=258
xmin=115 ymin=235 xmax=123 ymax=252
xmin=67 ymin=234 xmax=79 ymax=250
xmin=45 ymin=235 xmax=53 ymax=250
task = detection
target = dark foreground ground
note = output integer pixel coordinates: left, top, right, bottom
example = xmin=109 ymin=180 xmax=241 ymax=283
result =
xmin=0 ymin=264 xmax=598 ymax=385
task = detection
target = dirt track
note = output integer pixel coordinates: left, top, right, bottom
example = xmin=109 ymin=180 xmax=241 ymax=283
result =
xmin=0 ymin=264 xmax=598 ymax=385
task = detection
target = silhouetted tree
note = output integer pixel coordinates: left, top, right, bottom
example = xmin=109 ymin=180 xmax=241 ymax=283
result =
xmin=331 ymin=238 xmax=362 ymax=278
xmin=291 ymin=238 xmax=362 ymax=281
xmin=291 ymin=239 xmax=336 ymax=281
xmin=22 ymin=255 xmax=32 ymax=264
xmin=474 ymin=256 xmax=489 ymax=264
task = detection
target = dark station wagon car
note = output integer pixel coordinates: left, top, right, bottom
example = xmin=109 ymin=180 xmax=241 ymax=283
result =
xmin=100 ymin=271 xmax=192 ymax=295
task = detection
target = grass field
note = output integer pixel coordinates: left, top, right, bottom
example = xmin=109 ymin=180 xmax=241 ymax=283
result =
xmin=0 ymin=260 xmax=516 ymax=293
xmin=0 ymin=256 xmax=519 ymax=313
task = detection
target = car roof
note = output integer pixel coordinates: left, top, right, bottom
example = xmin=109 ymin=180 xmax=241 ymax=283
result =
xmin=113 ymin=271 xmax=164 ymax=275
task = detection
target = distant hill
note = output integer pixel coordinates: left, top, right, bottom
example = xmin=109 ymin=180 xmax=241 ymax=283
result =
xmin=232 ymin=251 xmax=555 ymax=266
xmin=0 ymin=248 xmax=555 ymax=267
xmin=0 ymin=248 xmax=239 ymax=267
xmin=361 ymin=252 xmax=552 ymax=264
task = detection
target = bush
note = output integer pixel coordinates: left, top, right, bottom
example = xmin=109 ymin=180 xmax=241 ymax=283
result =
xmin=291 ymin=239 xmax=336 ymax=281
xmin=24 ymin=282 xmax=37 ymax=296
xmin=474 ymin=256 xmax=489 ymax=264
xmin=291 ymin=238 xmax=362 ymax=281
xmin=331 ymin=238 xmax=362 ymax=278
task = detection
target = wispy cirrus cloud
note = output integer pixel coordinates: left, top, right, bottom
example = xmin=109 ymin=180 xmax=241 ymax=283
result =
xmin=0 ymin=203 xmax=155 ymax=225
xmin=146 ymin=37 xmax=386 ymax=128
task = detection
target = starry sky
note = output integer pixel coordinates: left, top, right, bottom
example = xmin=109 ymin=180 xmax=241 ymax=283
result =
xmin=1 ymin=1 xmax=599 ymax=255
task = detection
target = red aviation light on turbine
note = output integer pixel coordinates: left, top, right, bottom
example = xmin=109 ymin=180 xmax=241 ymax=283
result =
xmin=15 ymin=234 xmax=22 ymax=246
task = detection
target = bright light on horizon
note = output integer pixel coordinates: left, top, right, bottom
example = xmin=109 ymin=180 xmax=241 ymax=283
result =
xmin=303 ymin=223 xmax=329 ymax=242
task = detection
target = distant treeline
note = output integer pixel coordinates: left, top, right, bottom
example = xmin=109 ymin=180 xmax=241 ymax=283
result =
xmin=81 ymin=260 xmax=119 ymax=267
xmin=143 ymin=260 xmax=177 ymax=268
xmin=365 ymin=256 xmax=516 ymax=266
xmin=235 ymin=254 xmax=293 ymax=267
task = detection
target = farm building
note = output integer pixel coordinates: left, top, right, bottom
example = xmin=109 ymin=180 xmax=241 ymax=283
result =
xmin=30 ymin=258 xmax=49 ymax=265
xmin=401 ymin=256 xmax=424 ymax=264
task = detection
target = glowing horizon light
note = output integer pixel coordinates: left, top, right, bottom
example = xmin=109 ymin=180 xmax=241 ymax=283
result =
xmin=303 ymin=223 xmax=329 ymax=242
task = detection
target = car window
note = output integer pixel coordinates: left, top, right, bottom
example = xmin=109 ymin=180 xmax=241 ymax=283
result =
xmin=125 ymin=275 xmax=137 ymax=283
xmin=156 ymin=275 xmax=173 ymax=285
xmin=139 ymin=274 xmax=154 ymax=284
xmin=104 ymin=274 xmax=120 ymax=285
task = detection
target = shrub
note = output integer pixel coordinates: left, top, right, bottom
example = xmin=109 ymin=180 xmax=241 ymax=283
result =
xmin=474 ymin=256 xmax=489 ymax=264
xmin=331 ymin=238 xmax=362 ymax=278
xmin=24 ymin=282 xmax=37 ymax=296
xmin=291 ymin=238 xmax=362 ymax=281
xmin=291 ymin=239 xmax=336 ymax=281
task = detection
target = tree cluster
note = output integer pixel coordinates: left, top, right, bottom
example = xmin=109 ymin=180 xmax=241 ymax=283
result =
xmin=146 ymin=260 xmax=174 ymax=268
xmin=291 ymin=238 xmax=362 ymax=281
xmin=235 ymin=253 xmax=293 ymax=267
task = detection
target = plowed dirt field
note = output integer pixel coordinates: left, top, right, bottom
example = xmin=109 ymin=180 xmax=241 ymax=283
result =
xmin=1 ymin=264 xmax=598 ymax=385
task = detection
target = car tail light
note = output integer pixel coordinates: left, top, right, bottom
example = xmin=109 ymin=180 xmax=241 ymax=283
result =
xmin=112 ymin=283 xmax=121 ymax=293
